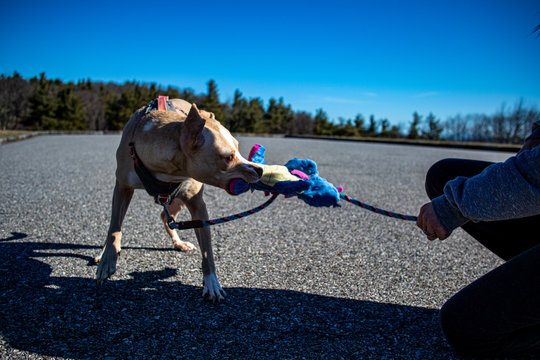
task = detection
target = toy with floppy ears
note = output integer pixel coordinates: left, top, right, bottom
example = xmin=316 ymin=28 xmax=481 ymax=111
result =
xmin=229 ymin=144 xmax=342 ymax=207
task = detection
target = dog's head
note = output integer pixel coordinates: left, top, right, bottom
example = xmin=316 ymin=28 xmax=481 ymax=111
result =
xmin=180 ymin=104 xmax=262 ymax=194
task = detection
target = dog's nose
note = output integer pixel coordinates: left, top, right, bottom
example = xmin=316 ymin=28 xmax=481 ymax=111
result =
xmin=254 ymin=166 xmax=263 ymax=178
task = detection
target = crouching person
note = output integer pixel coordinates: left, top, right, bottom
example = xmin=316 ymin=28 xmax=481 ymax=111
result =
xmin=416 ymin=120 xmax=540 ymax=357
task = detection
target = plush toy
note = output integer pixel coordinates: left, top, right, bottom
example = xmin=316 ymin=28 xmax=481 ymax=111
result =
xmin=229 ymin=144 xmax=342 ymax=207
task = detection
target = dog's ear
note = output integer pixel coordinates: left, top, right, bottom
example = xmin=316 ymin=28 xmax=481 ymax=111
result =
xmin=200 ymin=109 xmax=216 ymax=120
xmin=181 ymin=104 xmax=206 ymax=149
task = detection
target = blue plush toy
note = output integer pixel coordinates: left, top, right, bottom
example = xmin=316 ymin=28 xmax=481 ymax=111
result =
xmin=229 ymin=144 xmax=342 ymax=207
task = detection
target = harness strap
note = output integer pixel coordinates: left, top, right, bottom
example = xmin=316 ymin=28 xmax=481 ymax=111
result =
xmin=129 ymin=142 xmax=182 ymax=204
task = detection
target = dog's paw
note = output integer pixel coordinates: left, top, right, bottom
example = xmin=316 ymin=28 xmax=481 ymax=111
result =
xmin=96 ymin=245 xmax=119 ymax=285
xmin=173 ymin=240 xmax=197 ymax=252
xmin=202 ymin=274 xmax=226 ymax=302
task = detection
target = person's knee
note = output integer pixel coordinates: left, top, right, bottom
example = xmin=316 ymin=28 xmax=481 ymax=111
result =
xmin=425 ymin=159 xmax=452 ymax=199
xmin=440 ymin=294 xmax=497 ymax=356
xmin=440 ymin=299 xmax=469 ymax=354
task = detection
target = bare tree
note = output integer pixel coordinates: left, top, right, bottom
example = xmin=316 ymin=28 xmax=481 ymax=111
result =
xmin=74 ymin=86 xmax=105 ymax=130
xmin=444 ymin=114 xmax=469 ymax=141
xmin=288 ymin=111 xmax=314 ymax=135
xmin=0 ymin=72 xmax=33 ymax=129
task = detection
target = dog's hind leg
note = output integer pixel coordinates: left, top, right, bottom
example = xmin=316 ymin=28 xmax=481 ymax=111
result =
xmin=160 ymin=198 xmax=196 ymax=252
xmin=95 ymin=181 xmax=134 ymax=284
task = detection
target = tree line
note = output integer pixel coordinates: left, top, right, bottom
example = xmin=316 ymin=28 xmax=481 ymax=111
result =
xmin=0 ymin=71 xmax=538 ymax=144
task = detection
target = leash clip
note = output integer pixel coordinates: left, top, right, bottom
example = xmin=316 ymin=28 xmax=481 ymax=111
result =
xmin=159 ymin=201 xmax=179 ymax=230
xmin=155 ymin=194 xmax=171 ymax=206
xmin=156 ymin=194 xmax=177 ymax=230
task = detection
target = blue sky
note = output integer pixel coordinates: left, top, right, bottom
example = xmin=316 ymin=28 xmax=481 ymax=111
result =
xmin=1 ymin=0 xmax=539 ymax=127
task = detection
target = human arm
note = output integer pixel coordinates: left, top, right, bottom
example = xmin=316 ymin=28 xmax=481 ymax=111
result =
xmin=430 ymin=145 xmax=540 ymax=234
xmin=417 ymin=120 xmax=540 ymax=240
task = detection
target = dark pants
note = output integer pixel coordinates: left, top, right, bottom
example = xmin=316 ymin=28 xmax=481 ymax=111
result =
xmin=425 ymin=159 xmax=540 ymax=357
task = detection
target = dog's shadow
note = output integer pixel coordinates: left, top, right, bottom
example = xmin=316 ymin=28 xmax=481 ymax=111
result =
xmin=0 ymin=232 xmax=456 ymax=359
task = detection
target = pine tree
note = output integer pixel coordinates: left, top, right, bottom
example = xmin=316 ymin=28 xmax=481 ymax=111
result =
xmin=105 ymin=82 xmax=155 ymax=130
xmin=335 ymin=118 xmax=356 ymax=136
xmin=408 ymin=112 xmax=422 ymax=139
xmin=201 ymin=80 xmax=225 ymax=121
xmin=354 ymin=114 xmax=365 ymax=135
xmin=366 ymin=115 xmax=377 ymax=136
xmin=277 ymin=98 xmax=294 ymax=133
xmin=247 ymin=98 xmax=265 ymax=133
xmin=263 ymin=97 xmax=292 ymax=134
xmin=424 ymin=112 xmax=443 ymax=140
xmin=230 ymin=89 xmax=248 ymax=132
xmin=47 ymin=86 xmax=87 ymax=130
xmin=263 ymin=98 xmax=278 ymax=133
xmin=387 ymin=125 xmax=402 ymax=138
xmin=25 ymin=73 xmax=58 ymax=129
xmin=165 ymin=86 xmax=181 ymax=100
xmin=179 ymin=88 xmax=198 ymax=104
xmin=380 ymin=118 xmax=390 ymax=136
xmin=314 ymin=109 xmax=332 ymax=135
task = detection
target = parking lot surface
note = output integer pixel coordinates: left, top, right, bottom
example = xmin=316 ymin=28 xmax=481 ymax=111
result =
xmin=0 ymin=135 xmax=512 ymax=359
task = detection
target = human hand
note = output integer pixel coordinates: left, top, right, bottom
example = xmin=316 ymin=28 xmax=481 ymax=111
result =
xmin=416 ymin=202 xmax=451 ymax=241
xmin=518 ymin=138 xmax=540 ymax=154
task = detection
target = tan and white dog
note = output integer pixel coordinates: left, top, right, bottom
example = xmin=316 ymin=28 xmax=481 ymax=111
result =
xmin=95 ymin=98 xmax=262 ymax=301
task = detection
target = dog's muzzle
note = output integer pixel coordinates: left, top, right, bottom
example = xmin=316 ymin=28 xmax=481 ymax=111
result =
xmin=227 ymin=167 xmax=263 ymax=195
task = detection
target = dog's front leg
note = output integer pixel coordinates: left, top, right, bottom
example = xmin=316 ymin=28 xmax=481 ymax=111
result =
xmin=195 ymin=226 xmax=226 ymax=302
xmin=186 ymin=192 xmax=226 ymax=302
xmin=95 ymin=181 xmax=134 ymax=284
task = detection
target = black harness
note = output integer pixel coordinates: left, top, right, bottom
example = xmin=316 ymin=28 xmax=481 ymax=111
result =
xmin=128 ymin=142 xmax=182 ymax=205
xmin=129 ymin=96 xmax=186 ymax=205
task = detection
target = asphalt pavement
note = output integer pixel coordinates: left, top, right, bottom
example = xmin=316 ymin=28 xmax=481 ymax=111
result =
xmin=0 ymin=135 xmax=515 ymax=359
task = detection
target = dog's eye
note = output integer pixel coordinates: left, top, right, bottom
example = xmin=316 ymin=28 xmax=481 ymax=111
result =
xmin=225 ymin=154 xmax=235 ymax=163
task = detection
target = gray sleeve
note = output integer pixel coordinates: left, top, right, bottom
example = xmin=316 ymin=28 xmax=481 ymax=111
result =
xmin=432 ymin=146 xmax=540 ymax=232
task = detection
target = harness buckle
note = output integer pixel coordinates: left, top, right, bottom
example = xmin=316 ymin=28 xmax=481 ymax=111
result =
xmin=155 ymin=194 xmax=171 ymax=205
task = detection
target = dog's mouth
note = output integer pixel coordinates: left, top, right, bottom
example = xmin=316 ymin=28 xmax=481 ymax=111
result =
xmin=227 ymin=178 xmax=248 ymax=195
xmin=226 ymin=166 xmax=263 ymax=196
